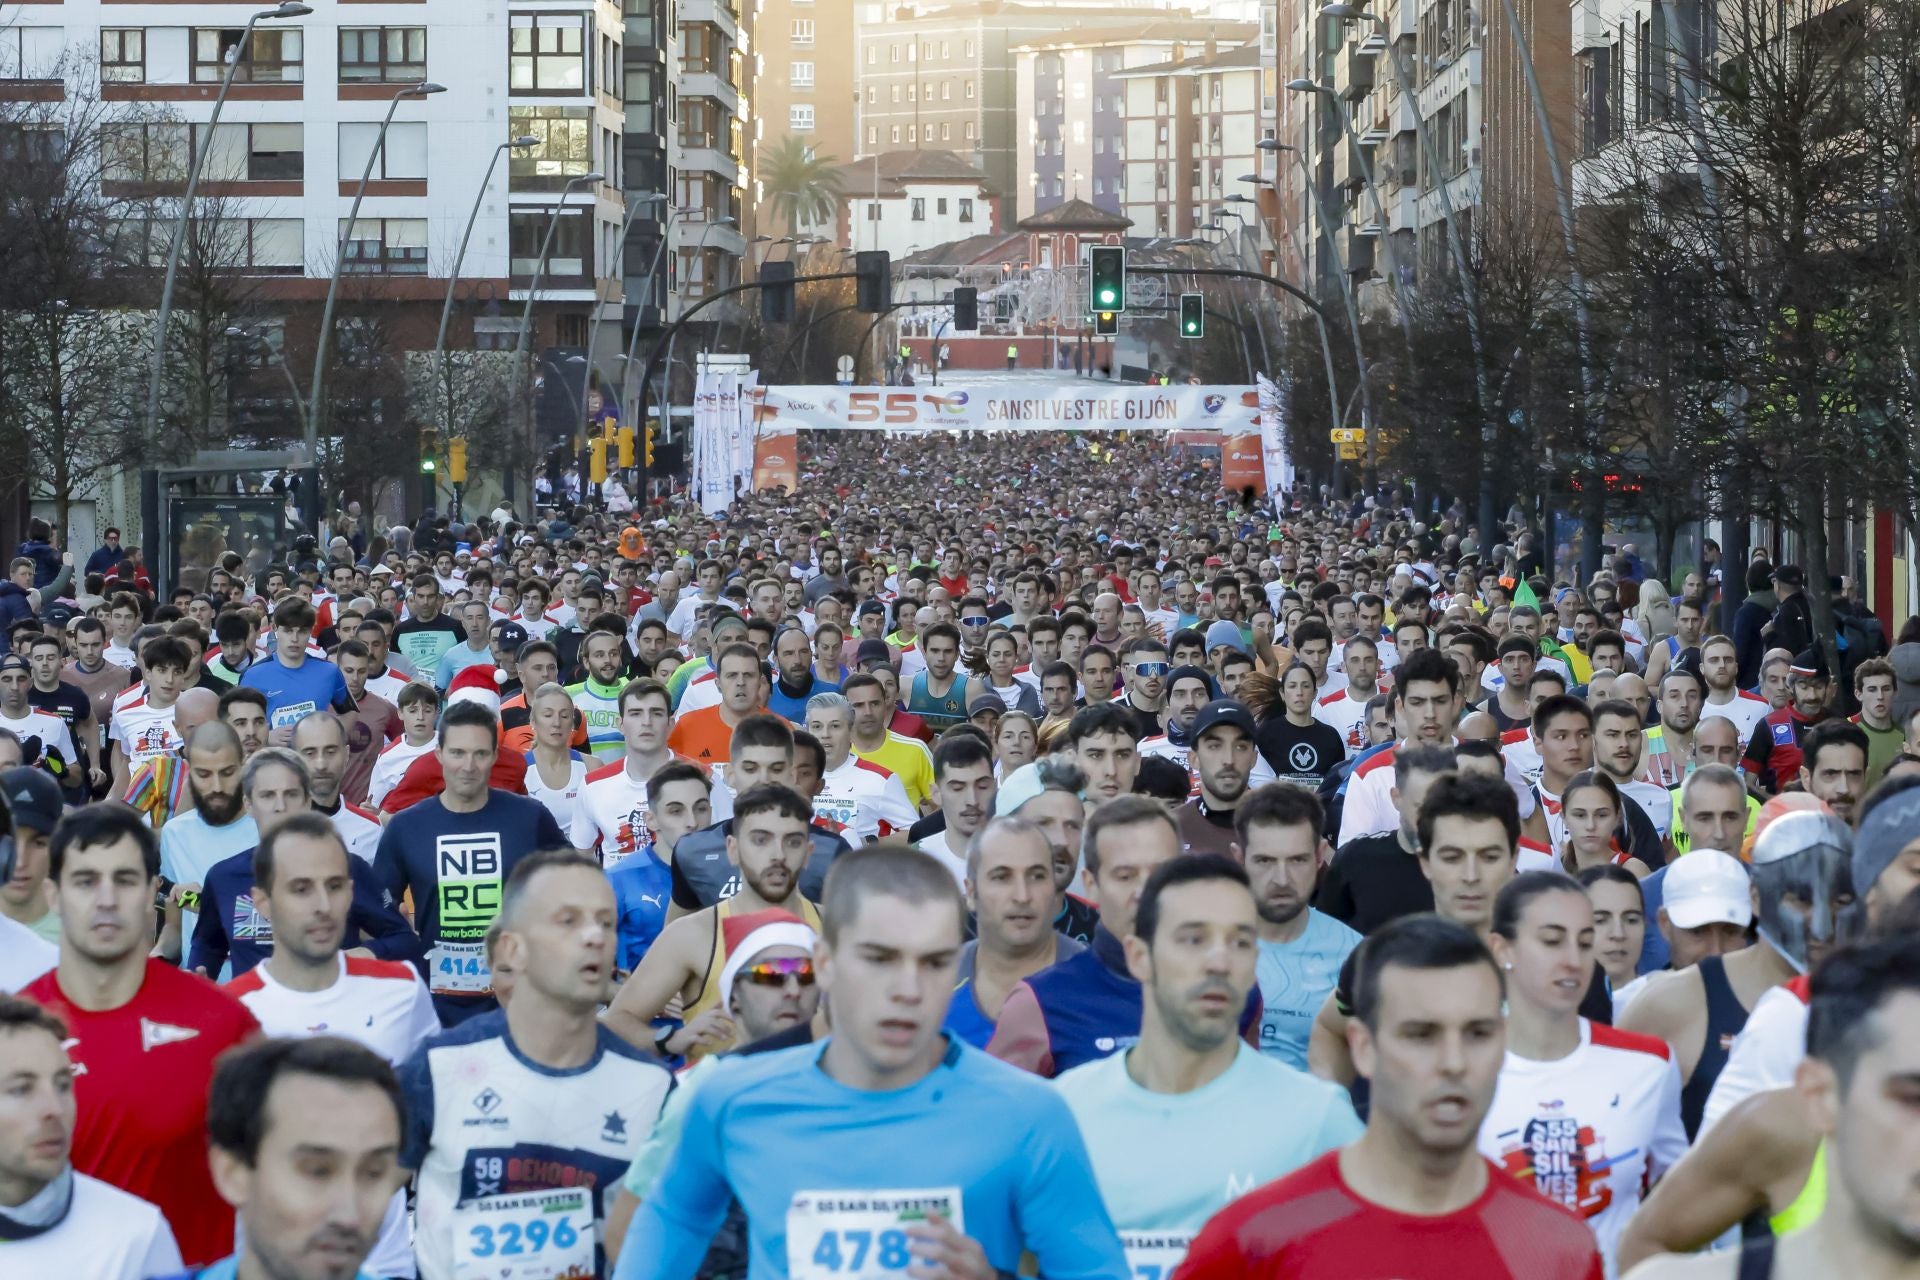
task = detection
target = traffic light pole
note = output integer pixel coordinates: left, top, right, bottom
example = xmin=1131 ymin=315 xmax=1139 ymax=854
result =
xmin=632 ymin=270 xmax=859 ymax=493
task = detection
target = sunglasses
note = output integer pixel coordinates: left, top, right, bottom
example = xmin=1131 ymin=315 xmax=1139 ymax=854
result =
xmin=740 ymin=958 xmax=816 ymax=987
xmin=1132 ymin=661 xmax=1171 ymax=678
xmin=959 ymin=616 xmax=990 ymax=628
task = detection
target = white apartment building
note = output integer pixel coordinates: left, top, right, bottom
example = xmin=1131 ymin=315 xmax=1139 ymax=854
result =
xmin=823 ymin=148 xmax=995 ymax=258
xmin=0 ymin=0 xmax=627 ymax=356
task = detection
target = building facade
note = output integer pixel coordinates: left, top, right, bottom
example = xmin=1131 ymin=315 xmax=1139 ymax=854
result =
xmin=755 ymin=0 xmax=857 ymax=182
xmin=819 ymin=148 xmax=995 ymax=258
xmin=1115 ymin=38 xmax=1265 ymax=240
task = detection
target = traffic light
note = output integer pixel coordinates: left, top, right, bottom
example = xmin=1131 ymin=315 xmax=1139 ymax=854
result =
xmin=952 ymin=286 xmax=978 ymax=331
xmin=1094 ymin=310 xmax=1119 ymax=336
xmin=1180 ymin=292 xmax=1205 ymax=339
xmin=418 ymin=427 xmax=438 ymax=474
xmin=855 ymin=250 xmax=891 ymax=313
xmin=447 ymin=436 xmax=467 ymax=484
xmin=589 ymin=436 xmax=608 ymax=484
xmin=644 ymin=425 xmax=657 ymax=468
xmin=1089 ymin=245 xmax=1127 ymax=313
xmin=761 ymin=260 xmax=796 ymax=323
xmin=616 ymin=425 xmax=635 ymax=468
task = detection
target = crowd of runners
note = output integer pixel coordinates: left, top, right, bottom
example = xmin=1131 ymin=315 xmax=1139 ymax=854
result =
xmin=2 ymin=429 xmax=1919 ymax=1280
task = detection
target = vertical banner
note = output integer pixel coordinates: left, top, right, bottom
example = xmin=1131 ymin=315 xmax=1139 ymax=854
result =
xmin=1219 ymin=387 xmax=1266 ymax=494
xmin=730 ymin=370 xmax=758 ymax=498
xmin=748 ymin=383 xmax=800 ymax=494
xmin=1257 ymin=373 xmax=1295 ymax=498
xmin=697 ymin=371 xmax=730 ymax=517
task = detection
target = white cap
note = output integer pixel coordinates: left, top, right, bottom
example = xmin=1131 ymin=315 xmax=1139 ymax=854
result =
xmin=1663 ymin=849 xmax=1753 ymax=930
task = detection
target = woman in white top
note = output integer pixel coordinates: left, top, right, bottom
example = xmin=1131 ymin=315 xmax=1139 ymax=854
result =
xmin=994 ymin=711 xmax=1038 ymax=777
xmin=1479 ymin=871 xmax=1687 ymax=1277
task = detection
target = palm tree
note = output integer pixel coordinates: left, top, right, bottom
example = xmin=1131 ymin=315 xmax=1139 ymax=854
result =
xmin=761 ymin=136 xmax=843 ymax=237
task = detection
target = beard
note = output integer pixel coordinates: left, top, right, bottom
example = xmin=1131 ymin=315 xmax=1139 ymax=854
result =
xmin=189 ymin=778 xmax=245 ymax=827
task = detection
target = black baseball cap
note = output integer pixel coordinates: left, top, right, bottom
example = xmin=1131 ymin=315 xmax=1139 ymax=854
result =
xmin=1190 ymin=699 xmax=1257 ymax=743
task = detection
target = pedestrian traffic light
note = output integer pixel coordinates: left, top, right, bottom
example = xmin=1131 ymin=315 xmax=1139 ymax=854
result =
xmin=644 ymin=425 xmax=657 ymax=468
xmin=1180 ymin=293 xmax=1205 ymax=339
xmin=616 ymin=425 xmax=635 ymax=468
xmin=447 ymin=436 xmax=467 ymax=484
xmin=1094 ymin=310 xmax=1119 ymax=336
xmin=1089 ymin=246 xmax=1126 ymax=313
xmin=952 ymin=286 xmax=978 ymax=331
xmin=589 ymin=436 xmax=608 ymax=484
xmin=855 ymin=250 xmax=892 ymax=313
xmin=761 ymin=260 xmax=796 ymax=324
xmin=418 ymin=427 xmax=438 ymax=474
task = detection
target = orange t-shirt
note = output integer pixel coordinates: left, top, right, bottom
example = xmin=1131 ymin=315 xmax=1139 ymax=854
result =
xmin=667 ymin=706 xmax=737 ymax=765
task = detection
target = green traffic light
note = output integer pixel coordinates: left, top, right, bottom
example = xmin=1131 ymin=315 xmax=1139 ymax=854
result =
xmin=421 ymin=459 xmax=436 ymax=473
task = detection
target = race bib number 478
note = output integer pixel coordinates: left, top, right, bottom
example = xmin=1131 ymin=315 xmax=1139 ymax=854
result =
xmin=787 ymin=1188 xmax=963 ymax=1279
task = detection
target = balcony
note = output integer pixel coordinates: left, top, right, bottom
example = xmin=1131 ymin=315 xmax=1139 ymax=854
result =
xmin=1342 ymin=45 xmax=1376 ymax=99
xmin=677 ymin=0 xmax=740 ymax=38
xmin=678 ymin=141 xmax=741 ymax=185
xmin=680 ymin=69 xmax=740 ymax=116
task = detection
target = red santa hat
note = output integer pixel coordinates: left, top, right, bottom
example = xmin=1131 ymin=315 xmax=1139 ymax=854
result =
xmin=717 ymin=909 xmax=818 ymax=1010
xmin=445 ymin=664 xmax=506 ymax=716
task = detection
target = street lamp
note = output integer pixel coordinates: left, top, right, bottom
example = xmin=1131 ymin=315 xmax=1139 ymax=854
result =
xmin=1320 ymin=1 xmax=1499 ymax=526
xmin=579 ymin=190 xmax=669 ymax=442
xmin=1265 ymin=138 xmax=1374 ymax=490
xmin=431 ymin=133 xmax=538 ymax=449
xmin=142 ymin=2 xmax=310 ymax=479
xmin=1287 ymin=79 xmax=1416 ymax=377
xmin=616 ymin=204 xmax=695 ymax=440
xmin=308 ymin=79 xmax=447 ymax=516
xmin=509 ymin=169 xmax=603 ymax=504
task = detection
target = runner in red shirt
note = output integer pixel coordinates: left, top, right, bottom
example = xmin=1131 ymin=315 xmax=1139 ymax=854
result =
xmin=23 ymin=805 xmax=258 ymax=1267
xmin=1175 ymin=916 xmax=1601 ymax=1280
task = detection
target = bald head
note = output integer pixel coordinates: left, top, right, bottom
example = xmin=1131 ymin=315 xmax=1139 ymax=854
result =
xmin=173 ymin=687 xmax=219 ymax=737
xmin=291 ymin=709 xmax=349 ymax=749
xmin=185 ymin=718 xmax=243 ymax=762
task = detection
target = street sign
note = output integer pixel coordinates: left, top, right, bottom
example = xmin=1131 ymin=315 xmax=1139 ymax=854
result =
xmin=836 ymin=355 xmax=855 ymax=386
xmin=1337 ymin=443 xmax=1364 ymax=460
xmin=1329 ymin=428 xmax=1365 ymax=444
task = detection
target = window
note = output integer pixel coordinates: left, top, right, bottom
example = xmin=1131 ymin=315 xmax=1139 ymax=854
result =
xmin=791 ymin=60 xmax=814 ymax=87
xmin=867 ymin=202 xmax=882 ymax=220
xmin=891 ymin=85 xmax=900 ymax=103
xmin=511 ymin=106 xmax=592 ymax=188
xmin=510 ymin=14 xmax=586 ymax=94
xmin=964 ymin=120 xmax=974 ymax=139
xmin=890 ymin=125 xmax=900 ymax=142
xmin=1094 ymin=136 xmax=1104 ymax=154
xmin=0 ymin=28 xmax=62 ymax=81
xmin=936 ymin=197 xmax=947 ymax=214
xmin=338 ymin=121 xmax=426 ymax=179
xmin=867 ymin=125 xmax=878 ymax=145
xmin=867 ymin=45 xmax=877 ymax=65
xmin=965 ymin=79 xmax=975 ymax=98
xmin=624 ymin=65 xmax=656 ymax=129
xmin=1093 ymin=177 xmax=1104 ymax=195
xmin=906 ymin=125 xmax=916 ymax=142
xmin=941 ymin=40 xmax=950 ymax=58
xmin=230 ymin=218 xmax=304 ymax=273
xmin=339 ymin=27 xmax=426 ymax=82
xmin=193 ymin=28 xmax=303 ymax=83
xmin=509 ymin=208 xmax=589 ymax=276
xmin=100 ymin=30 xmax=145 ymax=83
xmin=964 ymin=39 xmax=974 ymax=57
xmin=958 ymin=197 xmax=973 ymax=222
xmin=473 ymin=317 xmax=519 ymax=351
xmin=940 ymin=121 xmax=950 ymax=140
xmin=907 ymin=84 xmax=916 ymax=102
xmin=340 ymin=217 xmax=428 ymax=274
xmin=187 ymin=122 xmax=303 ymax=182
xmin=791 ymin=19 xmax=816 ymax=45
xmin=866 ymin=85 xmax=876 ymax=103
xmin=890 ymin=42 xmax=900 ymax=62
xmin=941 ymin=80 xmax=950 ymax=100
xmin=790 ymin=104 xmax=815 ymax=130
xmin=102 ymin=123 xmax=188 ymax=183
xmin=910 ymin=198 xmax=925 ymax=220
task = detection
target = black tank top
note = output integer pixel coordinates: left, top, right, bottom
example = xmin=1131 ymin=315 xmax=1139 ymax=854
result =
xmin=1680 ymin=954 xmax=1751 ymax=1138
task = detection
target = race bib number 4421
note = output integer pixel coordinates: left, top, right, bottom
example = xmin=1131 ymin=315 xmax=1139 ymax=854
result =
xmin=787 ymin=1188 xmax=963 ymax=1279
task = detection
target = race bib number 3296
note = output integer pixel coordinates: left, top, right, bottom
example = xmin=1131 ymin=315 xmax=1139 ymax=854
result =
xmin=787 ymin=1187 xmax=963 ymax=1279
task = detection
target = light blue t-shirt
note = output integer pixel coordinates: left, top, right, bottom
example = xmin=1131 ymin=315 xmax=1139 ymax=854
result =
xmin=1255 ymin=910 xmax=1363 ymax=1070
xmin=158 ymin=809 xmax=259 ymax=955
xmin=615 ymin=1036 xmax=1127 ymax=1280
xmin=432 ymin=641 xmax=497 ymax=691
xmin=1054 ymin=1041 xmax=1362 ymax=1233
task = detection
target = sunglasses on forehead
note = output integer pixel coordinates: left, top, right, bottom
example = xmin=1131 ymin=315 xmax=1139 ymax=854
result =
xmin=740 ymin=957 xmax=815 ymax=987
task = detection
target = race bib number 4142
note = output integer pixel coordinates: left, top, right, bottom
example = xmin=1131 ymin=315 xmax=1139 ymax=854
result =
xmin=787 ymin=1188 xmax=963 ymax=1279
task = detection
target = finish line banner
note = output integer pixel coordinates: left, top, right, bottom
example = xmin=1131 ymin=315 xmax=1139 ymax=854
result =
xmin=748 ymin=383 xmax=1260 ymax=433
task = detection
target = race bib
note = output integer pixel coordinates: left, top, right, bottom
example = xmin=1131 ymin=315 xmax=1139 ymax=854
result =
xmin=270 ymin=700 xmax=318 ymax=728
xmin=430 ymin=940 xmax=493 ymax=997
xmin=787 ymin=1188 xmax=963 ymax=1279
xmin=1120 ymin=1230 xmax=1192 ymax=1280
xmin=452 ymin=1186 xmax=594 ymax=1280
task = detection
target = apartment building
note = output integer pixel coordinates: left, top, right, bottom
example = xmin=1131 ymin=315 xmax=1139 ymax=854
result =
xmin=0 ymin=0 xmax=629 ymax=359
xmin=1114 ymin=37 xmax=1266 ymax=240
xmin=822 ymin=147 xmax=995 ymax=257
xmin=668 ymin=0 xmax=752 ymax=311
xmin=853 ymin=1 xmax=1183 ymax=200
xmin=756 ymin=0 xmax=857 ymax=179
xmin=1011 ymin=18 xmax=1253 ymax=223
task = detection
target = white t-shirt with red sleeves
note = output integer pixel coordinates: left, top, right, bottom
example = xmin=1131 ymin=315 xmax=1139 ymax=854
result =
xmin=1312 ymin=688 xmax=1373 ymax=759
xmin=1701 ymin=688 xmax=1771 ymax=743
xmin=227 ymin=954 xmax=441 ymax=1280
xmin=108 ymin=693 xmax=181 ymax=769
xmin=814 ymin=755 xmax=918 ymax=841
xmin=328 ymin=800 xmax=384 ymax=863
xmin=368 ymin=737 xmax=436 ymax=809
xmin=572 ymin=758 xmax=656 ymax=869
xmin=1478 ymin=1019 xmax=1688 ymax=1274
